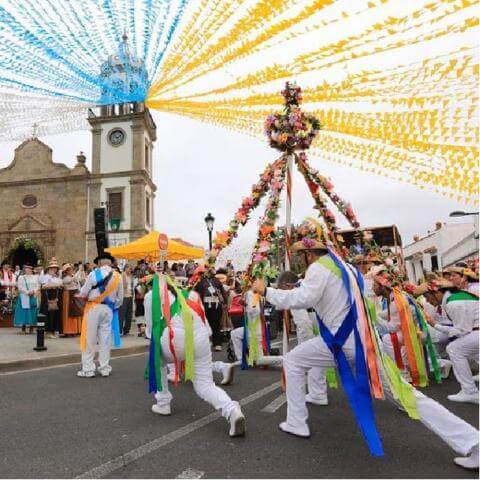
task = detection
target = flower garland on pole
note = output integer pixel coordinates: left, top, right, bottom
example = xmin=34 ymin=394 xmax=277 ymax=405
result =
xmin=207 ymin=156 xmax=286 ymax=265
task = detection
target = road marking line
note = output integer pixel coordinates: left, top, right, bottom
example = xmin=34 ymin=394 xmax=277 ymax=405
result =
xmin=0 ymin=352 xmax=147 ymax=376
xmin=176 ymin=468 xmax=205 ymax=479
xmin=76 ymin=381 xmax=281 ymax=479
xmin=261 ymin=393 xmax=287 ymax=413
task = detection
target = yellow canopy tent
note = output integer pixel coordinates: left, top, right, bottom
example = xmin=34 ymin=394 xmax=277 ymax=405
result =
xmin=105 ymin=231 xmax=204 ymax=262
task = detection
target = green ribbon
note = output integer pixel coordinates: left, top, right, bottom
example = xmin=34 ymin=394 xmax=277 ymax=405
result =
xmin=326 ymin=367 xmax=338 ymax=388
xmin=152 ymin=274 xmax=166 ymax=391
xmin=247 ymin=313 xmax=261 ymax=366
xmin=317 ymin=256 xmax=342 ymax=278
xmin=408 ymin=296 xmax=442 ymax=384
xmin=365 ymin=298 xmax=419 ymax=419
xmin=165 ymin=276 xmax=195 ymax=381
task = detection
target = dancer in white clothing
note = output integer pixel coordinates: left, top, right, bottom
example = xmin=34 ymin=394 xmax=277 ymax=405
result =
xmin=252 ymin=226 xmax=479 ymax=470
xmin=144 ymin=275 xmax=245 ymax=437
xmin=276 ymin=271 xmax=329 ymax=405
xmin=229 ymin=288 xmax=283 ymax=370
xmin=418 ymin=278 xmax=479 ymax=405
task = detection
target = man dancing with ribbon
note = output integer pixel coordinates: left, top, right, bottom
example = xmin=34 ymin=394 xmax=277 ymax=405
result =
xmin=76 ymin=252 xmax=123 ymax=378
xmin=252 ymin=221 xmax=479 ymax=470
xmin=144 ymin=273 xmax=246 ymax=437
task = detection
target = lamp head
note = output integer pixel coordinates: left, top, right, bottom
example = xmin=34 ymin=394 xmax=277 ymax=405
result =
xmin=204 ymin=212 xmax=215 ymax=232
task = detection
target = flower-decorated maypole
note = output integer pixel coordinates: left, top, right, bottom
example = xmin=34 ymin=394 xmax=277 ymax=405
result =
xmin=209 ymin=82 xmax=363 ymax=276
xmin=264 ymin=82 xmax=321 ymax=270
xmin=263 ymin=82 xmax=321 ymax=358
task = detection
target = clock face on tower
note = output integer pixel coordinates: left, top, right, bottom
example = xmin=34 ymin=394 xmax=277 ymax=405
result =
xmin=108 ymin=128 xmax=126 ymax=147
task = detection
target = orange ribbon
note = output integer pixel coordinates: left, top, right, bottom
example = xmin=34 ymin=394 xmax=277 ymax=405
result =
xmin=80 ymin=272 xmax=120 ymax=352
xmin=393 ymin=289 xmax=420 ymax=386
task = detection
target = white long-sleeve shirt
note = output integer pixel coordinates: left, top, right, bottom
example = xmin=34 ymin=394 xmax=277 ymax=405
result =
xmin=144 ymin=288 xmax=211 ymax=339
xmin=265 ymin=259 xmax=349 ymax=335
xmin=291 ymin=308 xmax=317 ymax=344
xmin=79 ymin=266 xmax=123 ymax=309
xmin=434 ymin=292 xmax=479 ymax=338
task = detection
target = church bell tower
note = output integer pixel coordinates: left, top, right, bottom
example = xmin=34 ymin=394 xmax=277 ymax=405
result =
xmin=86 ymin=33 xmax=157 ymax=260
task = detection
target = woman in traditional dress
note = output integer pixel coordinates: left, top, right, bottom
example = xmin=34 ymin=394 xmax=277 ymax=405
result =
xmin=61 ymin=264 xmax=82 ymax=336
xmin=134 ymin=276 xmax=147 ymax=337
xmin=40 ymin=258 xmax=63 ymax=339
xmin=13 ymin=264 xmax=40 ymax=334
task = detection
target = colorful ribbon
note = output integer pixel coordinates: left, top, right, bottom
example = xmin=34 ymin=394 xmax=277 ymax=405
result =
xmin=393 ymin=290 xmax=428 ymax=387
xmin=316 ymin=249 xmax=384 ymax=456
xmin=148 ymin=273 xmax=166 ymax=392
xmin=80 ymin=269 xmax=121 ymax=352
xmin=407 ymin=297 xmax=441 ymax=384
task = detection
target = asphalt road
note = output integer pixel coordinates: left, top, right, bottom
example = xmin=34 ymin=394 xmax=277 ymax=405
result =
xmin=0 ymin=351 xmax=478 ymax=479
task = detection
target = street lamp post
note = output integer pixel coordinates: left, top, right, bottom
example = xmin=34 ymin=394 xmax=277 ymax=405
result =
xmin=204 ymin=212 xmax=215 ymax=251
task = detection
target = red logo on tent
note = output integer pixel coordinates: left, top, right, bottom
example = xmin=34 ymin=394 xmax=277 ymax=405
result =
xmin=158 ymin=233 xmax=168 ymax=251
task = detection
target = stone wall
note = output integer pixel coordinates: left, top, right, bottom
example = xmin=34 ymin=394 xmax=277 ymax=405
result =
xmin=0 ymin=139 xmax=90 ymax=264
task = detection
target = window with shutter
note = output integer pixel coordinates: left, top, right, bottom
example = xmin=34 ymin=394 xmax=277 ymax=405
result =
xmin=108 ymin=192 xmax=122 ymax=220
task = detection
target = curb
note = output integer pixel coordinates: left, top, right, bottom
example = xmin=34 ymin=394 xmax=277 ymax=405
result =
xmin=0 ymin=344 xmax=148 ymax=373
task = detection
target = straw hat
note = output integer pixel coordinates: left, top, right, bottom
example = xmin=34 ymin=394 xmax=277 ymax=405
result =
xmin=47 ymin=257 xmax=60 ymax=269
xmin=62 ymin=263 xmax=74 ymax=273
xmin=444 ymin=266 xmax=478 ymax=281
xmin=291 ymin=237 xmax=327 ymax=252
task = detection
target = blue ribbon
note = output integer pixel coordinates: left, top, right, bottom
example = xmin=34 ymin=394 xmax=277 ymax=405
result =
xmin=94 ymin=268 xmax=122 ymax=348
xmin=264 ymin=318 xmax=271 ymax=354
xmin=315 ymin=250 xmax=384 ymax=457
xmin=148 ymin=335 xmax=157 ymax=392
xmin=241 ymin=316 xmax=249 ymax=370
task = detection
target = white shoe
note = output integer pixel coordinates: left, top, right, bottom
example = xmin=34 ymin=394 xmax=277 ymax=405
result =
xmin=99 ymin=370 xmax=111 ymax=377
xmin=440 ymin=360 xmax=452 ymax=379
xmin=454 ymin=443 xmax=479 ymax=470
xmin=306 ymin=393 xmax=328 ymax=406
xmin=152 ymin=403 xmax=171 ymax=415
xmin=448 ymin=391 xmax=479 ymax=404
xmin=221 ymin=363 xmax=235 ymax=385
xmin=279 ymin=421 xmax=310 ymax=438
xmin=77 ymin=370 xmax=95 ymax=378
xmin=214 ymin=345 xmax=222 ymax=352
xmin=229 ymin=406 xmax=246 ymax=437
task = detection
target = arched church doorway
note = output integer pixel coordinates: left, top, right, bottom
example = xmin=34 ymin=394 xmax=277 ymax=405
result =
xmin=7 ymin=238 xmax=43 ymax=269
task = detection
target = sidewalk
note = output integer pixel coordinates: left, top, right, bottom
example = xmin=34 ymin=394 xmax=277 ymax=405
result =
xmin=0 ymin=328 xmax=149 ymax=373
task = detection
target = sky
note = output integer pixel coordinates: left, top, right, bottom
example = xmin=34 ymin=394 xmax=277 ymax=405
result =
xmin=0 ymin=110 xmax=476 ymax=268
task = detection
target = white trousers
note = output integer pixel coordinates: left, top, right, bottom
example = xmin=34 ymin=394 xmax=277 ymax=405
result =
xmin=155 ymin=328 xmax=238 ymax=419
xmin=168 ymin=361 xmax=228 ymax=376
xmin=231 ymin=327 xmax=283 ymax=367
xmin=446 ymin=331 xmax=479 ymax=395
xmin=295 ymin=322 xmax=328 ymax=400
xmin=81 ymin=304 xmax=113 ymax=375
xmin=283 ymin=335 xmax=479 ymax=455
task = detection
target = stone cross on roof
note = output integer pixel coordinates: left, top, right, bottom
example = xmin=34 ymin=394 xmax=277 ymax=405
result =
xmin=31 ymin=123 xmax=39 ymax=139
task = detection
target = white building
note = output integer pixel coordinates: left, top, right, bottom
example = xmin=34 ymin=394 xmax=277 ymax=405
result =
xmin=403 ymin=221 xmax=479 ymax=284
